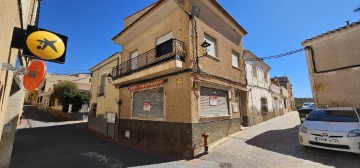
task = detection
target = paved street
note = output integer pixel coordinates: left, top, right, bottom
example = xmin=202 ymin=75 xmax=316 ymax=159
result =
xmin=11 ymin=108 xmax=360 ymax=168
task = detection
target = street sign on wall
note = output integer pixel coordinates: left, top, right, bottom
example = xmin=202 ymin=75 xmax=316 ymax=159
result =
xmin=313 ymin=85 xmax=323 ymax=91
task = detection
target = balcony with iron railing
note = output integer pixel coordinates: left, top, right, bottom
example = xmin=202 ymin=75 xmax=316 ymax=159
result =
xmin=111 ymin=39 xmax=186 ymax=84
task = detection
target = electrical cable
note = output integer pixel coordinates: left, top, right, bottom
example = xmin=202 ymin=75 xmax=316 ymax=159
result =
xmin=245 ymin=48 xmax=305 ymax=61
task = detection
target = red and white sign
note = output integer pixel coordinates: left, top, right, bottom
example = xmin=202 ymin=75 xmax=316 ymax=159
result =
xmin=129 ymin=80 xmax=164 ymax=91
xmin=143 ymin=102 xmax=151 ymax=112
xmin=209 ymin=96 xmax=218 ymax=106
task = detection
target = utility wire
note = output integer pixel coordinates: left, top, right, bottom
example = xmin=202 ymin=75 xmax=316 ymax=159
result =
xmin=245 ymin=48 xmax=305 ymax=61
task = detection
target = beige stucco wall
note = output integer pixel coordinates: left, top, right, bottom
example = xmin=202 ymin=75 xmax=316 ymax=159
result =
xmin=90 ymin=53 xmax=121 ymax=116
xmin=194 ymin=0 xmax=246 ymax=85
xmin=113 ymin=0 xmax=247 ymax=124
xmin=0 ymin=0 xmax=38 ymax=167
xmin=119 ymin=2 xmax=190 ymax=67
xmin=303 ymin=26 xmax=360 ymax=108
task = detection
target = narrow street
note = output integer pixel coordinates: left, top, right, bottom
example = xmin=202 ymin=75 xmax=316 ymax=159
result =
xmin=10 ymin=107 xmax=360 ymax=168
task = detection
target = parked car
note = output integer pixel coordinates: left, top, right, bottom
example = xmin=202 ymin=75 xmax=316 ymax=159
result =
xmin=299 ymin=107 xmax=360 ymax=154
xmin=302 ymin=102 xmax=314 ymax=108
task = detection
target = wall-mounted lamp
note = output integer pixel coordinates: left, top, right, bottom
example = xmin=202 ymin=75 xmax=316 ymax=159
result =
xmin=200 ymin=40 xmax=211 ymax=56
xmin=107 ymin=73 xmax=113 ymax=83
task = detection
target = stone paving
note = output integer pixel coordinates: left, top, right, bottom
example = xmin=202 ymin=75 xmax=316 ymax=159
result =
xmin=10 ymin=108 xmax=360 ymax=168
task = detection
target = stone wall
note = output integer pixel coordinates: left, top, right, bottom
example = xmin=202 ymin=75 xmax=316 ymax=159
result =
xmin=117 ymin=118 xmax=241 ymax=158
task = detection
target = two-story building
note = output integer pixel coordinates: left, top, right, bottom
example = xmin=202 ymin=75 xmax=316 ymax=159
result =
xmin=244 ymin=50 xmax=274 ymax=126
xmin=99 ymin=0 xmax=248 ymax=157
xmin=302 ymin=21 xmax=360 ymax=108
xmin=89 ymin=52 xmax=121 ymax=136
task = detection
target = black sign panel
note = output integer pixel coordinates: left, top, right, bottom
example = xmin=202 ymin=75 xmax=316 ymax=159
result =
xmin=22 ymin=25 xmax=68 ymax=64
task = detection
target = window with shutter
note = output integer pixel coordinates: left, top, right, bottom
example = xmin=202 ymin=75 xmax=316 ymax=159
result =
xmin=200 ymin=87 xmax=229 ymax=117
xmin=133 ymin=87 xmax=164 ymax=117
xmin=232 ymin=51 xmax=239 ymax=68
xmin=261 ymin=97 xmax=268 ymax=112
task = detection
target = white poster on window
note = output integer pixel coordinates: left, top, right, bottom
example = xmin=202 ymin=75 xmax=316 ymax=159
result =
xmin=209 ymin=96 xmax=218 ymax=106
xmin=143 ymin=102 xmax=151 ymax=112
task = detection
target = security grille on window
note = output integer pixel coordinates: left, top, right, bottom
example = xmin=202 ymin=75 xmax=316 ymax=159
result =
xmin=261 ymin=97 xmax=268 ymax=112
xmin=133 ymin=87 xmax=164 ymax=117
xmin=232 ymin=51 xmax=239 ymax=68
xmin=204 ymin=34 xmax=217 ymax=57
xmin=200 ymin=87 xmax=229 ymax=117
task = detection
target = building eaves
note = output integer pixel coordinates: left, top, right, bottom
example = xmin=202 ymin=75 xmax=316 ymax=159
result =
xmin=112 ymin=0 xmax=164 ymax=40
xmin=302 ymin=20 xmax=360 ymax=45
xmin=208 ymin=0 xmax=247 ymax=35
xmin=244 ymin=50 xmax=271 ymax=70
xmin=112 ymin=0 xmax=248 ymax=41
xmin=89 ymin=52 xmax=121 ymax=71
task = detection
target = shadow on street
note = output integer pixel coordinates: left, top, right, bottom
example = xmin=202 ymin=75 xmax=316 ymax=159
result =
xmin=11 ymin=123 xmax=177 ymax=168
xmin=245 ymin=125 xmax=360 ymax=168
xmin=22 ymin=105 xmax=69 ymax=122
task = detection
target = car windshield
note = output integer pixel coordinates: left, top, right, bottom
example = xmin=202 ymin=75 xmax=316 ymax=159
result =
xmin=306 ymin=109 xmax=359 ymax=122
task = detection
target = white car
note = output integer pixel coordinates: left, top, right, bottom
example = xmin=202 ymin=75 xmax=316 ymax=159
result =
xmin=302 ymin=102 xmax=314 ymax=108
xmin=299 ymin=107 xmax=360 ymax=154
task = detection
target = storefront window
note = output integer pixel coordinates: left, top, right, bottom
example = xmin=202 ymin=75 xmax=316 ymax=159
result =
xmin=133 ymin=87 xmax=164 ymax=117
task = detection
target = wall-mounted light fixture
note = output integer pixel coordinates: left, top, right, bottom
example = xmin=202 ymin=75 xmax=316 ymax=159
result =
xmin=200 ymin=40 xmax=211 ymax=56
xmin=107 ymin=73 xmax=113 ymax=83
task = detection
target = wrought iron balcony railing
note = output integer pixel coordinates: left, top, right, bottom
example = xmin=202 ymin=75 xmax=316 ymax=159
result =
xmin=111 ymin=39 xmax=186 ymax=80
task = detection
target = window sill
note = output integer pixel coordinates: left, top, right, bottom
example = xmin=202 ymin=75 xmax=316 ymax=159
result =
xmin=131 ymin=116 xmax=164 ymax=121
xmin=261 ymin=112 xmax=272 ymax=115
xmin=203 ymin=54 xmax=220 ymax=62
xmin=232 ymin=66 xmax=242 ymax=71
xmin=199 ymin=115 xmax=231 ymax=123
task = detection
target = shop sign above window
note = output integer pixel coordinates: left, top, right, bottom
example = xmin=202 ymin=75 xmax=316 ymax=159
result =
xmin=128 ymin=80 xmax=164 ymax=91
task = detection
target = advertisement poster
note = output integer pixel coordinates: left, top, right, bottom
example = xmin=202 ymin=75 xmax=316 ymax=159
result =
xmin=209 ymin=96 xmax=218 ymax=106
xmin=143 ymin=102 xmax=151 ymax=112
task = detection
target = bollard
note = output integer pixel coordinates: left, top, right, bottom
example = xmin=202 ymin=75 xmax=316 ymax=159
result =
xmin=202 ymin=132 xmax=209 ymax=154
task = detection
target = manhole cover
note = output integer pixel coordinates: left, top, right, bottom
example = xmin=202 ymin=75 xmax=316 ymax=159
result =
xmin=96 ymin=141 xmax=109 ymax=145
xmin=219 ymin=162 xmax=234 ymax=168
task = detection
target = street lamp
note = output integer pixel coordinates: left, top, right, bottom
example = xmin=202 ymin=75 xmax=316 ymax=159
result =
xmin=201 ymin=40 xmax=211 ymax=56
xmin=107 ymin=73 xmax=112 ymax=83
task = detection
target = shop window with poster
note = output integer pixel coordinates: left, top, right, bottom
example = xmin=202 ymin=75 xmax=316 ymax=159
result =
xmin=132 ymin=87 xmax=164 ymax=117
xmin=200 ymin=86 xmax=229 ymax=117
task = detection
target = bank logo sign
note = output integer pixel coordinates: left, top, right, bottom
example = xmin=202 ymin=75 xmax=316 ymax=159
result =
xmin=23 ymin=26 xmax=68 ymax=64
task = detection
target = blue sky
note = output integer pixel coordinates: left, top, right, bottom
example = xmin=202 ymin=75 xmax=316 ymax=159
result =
xmin=39 ymin=0 xmax=359 ymax=98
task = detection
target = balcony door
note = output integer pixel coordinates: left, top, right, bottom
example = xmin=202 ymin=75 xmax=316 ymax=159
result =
xmin=130 ymin=50 xmax=138 ymax=70
xmin=156 ymin=32 xmax=173 ymax=58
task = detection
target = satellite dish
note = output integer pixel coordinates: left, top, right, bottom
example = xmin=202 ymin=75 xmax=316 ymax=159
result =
xmin=23 ymin=60 xmax=47 ymax=91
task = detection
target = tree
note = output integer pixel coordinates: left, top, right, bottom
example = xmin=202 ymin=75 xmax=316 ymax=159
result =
xmin=50 ymin=81 xmax=89 ymax=112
